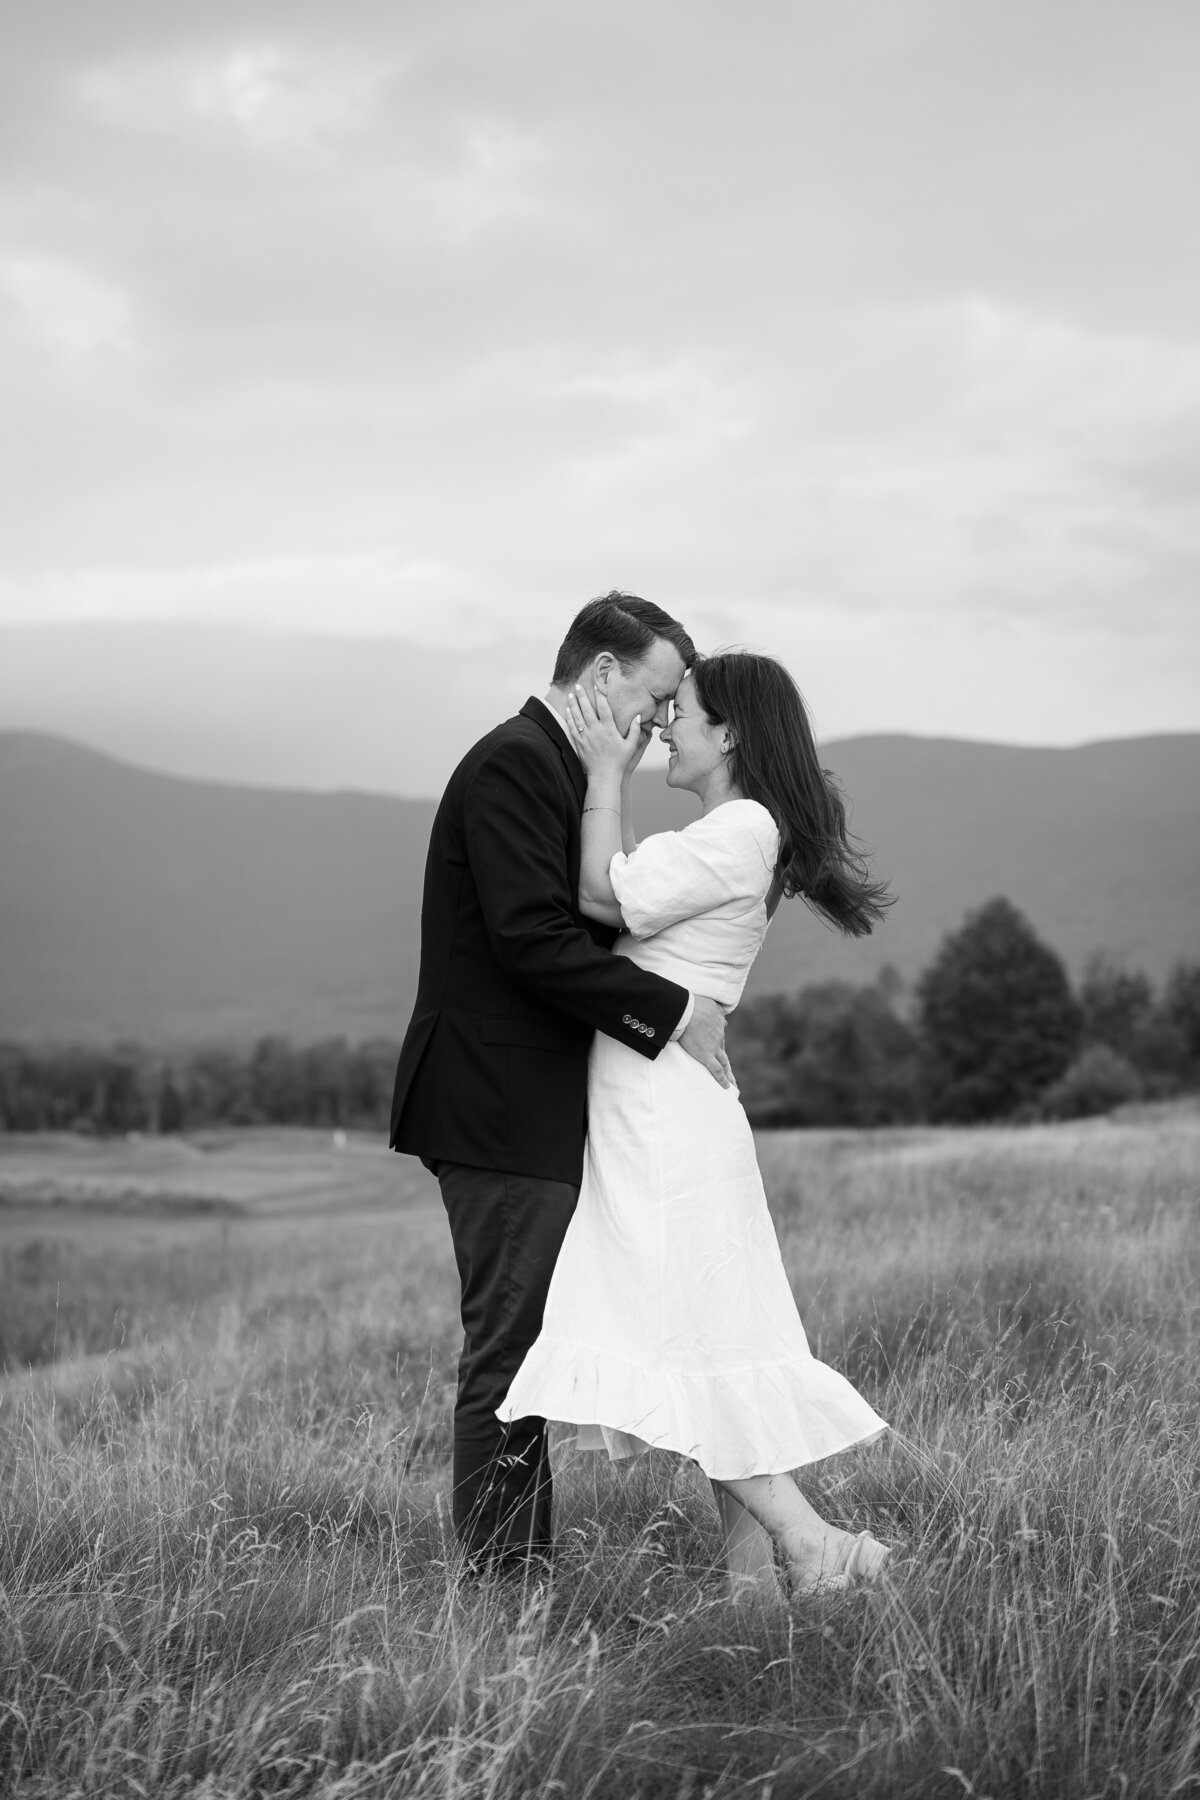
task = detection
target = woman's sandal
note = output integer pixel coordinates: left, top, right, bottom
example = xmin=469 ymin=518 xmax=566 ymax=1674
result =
xmin=838 ymin=1529 xmax=892 ymax=1584
xmin=789 ymin=1529 xmax=893 ymax=1595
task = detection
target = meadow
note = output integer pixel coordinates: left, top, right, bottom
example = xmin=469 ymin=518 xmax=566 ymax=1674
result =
xmin=2 ymin=1108 xmax=1199 ymax=1799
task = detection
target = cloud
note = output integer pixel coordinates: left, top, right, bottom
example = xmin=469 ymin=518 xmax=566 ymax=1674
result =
xmin=67 ymin=37 xmax=551 ymax=253
xmin=686 ymin=297 xmax=1200 ymax=634
xmin=0 ymin=551 xmax=508 ymax=648
xmin=471 ymin=345 xmax=762 ymax=498
xmin=344 ymin=113 xmax=553 ymax=250
xmin=932 ymin=300 xmax=1200 ymax=624
xmin=0 ymin=3 xmax=1196 ymax=756
xmin=2 ymin=287 xmax=1196 ymax=663
xmin=0 ymin=252 xmax=136 ymax=358
xmin=74 ymin=40 xmax=393 ymax=161
xmin=953 ymin=298 xmax=1200 ymax=478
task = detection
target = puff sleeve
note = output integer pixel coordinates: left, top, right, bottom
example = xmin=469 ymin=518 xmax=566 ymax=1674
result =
xmin=609 ymin=808 xmax=776 ymax=940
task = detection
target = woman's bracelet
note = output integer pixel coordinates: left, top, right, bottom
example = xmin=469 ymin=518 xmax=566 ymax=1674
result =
xmin=582 ymin=805 xmax=622 ymax=817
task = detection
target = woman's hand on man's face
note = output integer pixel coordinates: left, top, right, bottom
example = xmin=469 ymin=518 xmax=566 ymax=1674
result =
xmin=568 ymin=682 xmax=646 ymax=776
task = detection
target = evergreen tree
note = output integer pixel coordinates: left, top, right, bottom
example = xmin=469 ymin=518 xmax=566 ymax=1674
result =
xmin=1164 ymin=961 xmax=1200 ymax=1064
xmin=1079 ymin=952 xmax=1154 ymax=1062
xmin=729 ymin=981 xmax=924 ymax=1128
xmin=917 ymin=896 xmax=1080 ymax=1120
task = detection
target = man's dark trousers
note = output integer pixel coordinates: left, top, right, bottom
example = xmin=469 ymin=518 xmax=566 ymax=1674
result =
xmin=436 ymin=1162 xmax=579 ymax=1565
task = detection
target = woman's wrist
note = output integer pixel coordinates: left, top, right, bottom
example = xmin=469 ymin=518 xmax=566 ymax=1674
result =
xmin=585 ymin=776 xmax=624 ymax=808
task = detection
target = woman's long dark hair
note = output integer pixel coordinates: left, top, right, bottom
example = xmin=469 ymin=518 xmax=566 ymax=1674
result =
xmin=690 ymin=651 xmax=893 ymax=937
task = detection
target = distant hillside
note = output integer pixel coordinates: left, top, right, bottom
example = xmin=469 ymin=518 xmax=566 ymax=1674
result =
xmin=0 ymin=733 xmax=435 ymax=1044
xmin=2 ymin=729 xmax=1198 ymax=1043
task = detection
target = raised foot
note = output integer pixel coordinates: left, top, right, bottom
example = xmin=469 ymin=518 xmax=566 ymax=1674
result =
xmin=789 ymin=1529 xmax=892 ymax=1596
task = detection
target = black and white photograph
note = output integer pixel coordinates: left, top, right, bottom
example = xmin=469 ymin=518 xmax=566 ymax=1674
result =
xmin=2 ymin=3 xmax=1199 ymax=1794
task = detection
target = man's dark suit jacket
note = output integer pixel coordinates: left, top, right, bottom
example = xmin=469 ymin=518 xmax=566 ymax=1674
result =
xmin=389 ymin=697 xmax=690 ymax=1185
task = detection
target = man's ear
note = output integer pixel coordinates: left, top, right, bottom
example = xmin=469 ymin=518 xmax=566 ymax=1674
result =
xmin=593 ymin=652 xmax=616 ymax=690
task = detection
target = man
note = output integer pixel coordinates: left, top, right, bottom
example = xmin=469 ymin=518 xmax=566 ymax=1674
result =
xmin=390 ymin=591 xmax=732 ymax=1570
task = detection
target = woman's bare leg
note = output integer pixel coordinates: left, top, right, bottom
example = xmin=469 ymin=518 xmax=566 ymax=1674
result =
xmin=711 ymin=1481 xmax=782 ymax=1603
xmin=715 ymin=1474 xmax=832 ymax=1586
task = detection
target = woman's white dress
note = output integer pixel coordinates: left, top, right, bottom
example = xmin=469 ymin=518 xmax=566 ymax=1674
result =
xmin=497 ymin=798 xmax=887 ymax=1481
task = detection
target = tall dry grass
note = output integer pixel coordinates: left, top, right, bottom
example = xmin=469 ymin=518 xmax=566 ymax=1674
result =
xmin=2 ymin=1107 xmax=1199 ymax=1797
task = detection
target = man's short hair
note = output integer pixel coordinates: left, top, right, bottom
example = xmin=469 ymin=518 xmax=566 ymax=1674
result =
xmin=551 ymin=591 xmax=696 ymax=686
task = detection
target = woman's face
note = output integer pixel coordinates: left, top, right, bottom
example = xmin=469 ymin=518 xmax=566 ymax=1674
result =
xmin=661 ymin=673 xmax=726 ymax=794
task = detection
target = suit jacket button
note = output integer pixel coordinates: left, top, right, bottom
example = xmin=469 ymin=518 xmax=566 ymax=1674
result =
xmin=622 ymin=1013 xmax=633 ymax=1025
xmin=646 ymin=1027 xmax=655 ymax=1038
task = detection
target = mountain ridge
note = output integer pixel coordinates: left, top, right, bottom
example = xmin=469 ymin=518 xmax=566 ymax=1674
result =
xmin=3 ymin=728 xmax=1198 ymax=1044
xmin=5 ymin=723 xmax=1198 ymax=796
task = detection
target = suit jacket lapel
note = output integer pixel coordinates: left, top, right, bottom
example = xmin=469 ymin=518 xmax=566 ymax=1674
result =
xmin=519 ymin=697 xmax=587 ymax=807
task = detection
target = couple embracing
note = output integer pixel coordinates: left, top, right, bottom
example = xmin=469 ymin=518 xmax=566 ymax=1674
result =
xmin=390 ymin=592 xmax=893 ymax=1600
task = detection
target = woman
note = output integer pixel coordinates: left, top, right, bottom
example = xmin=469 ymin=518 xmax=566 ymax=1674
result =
xmin=497 ymin=651 xmax=893 ymax=1597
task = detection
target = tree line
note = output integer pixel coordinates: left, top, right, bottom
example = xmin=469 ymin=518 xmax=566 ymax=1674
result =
xmin=2 ymin=897 xmax=1198 ymax=1135
xmin=730 ymin=897 xmax=1200 ymax=1126
xmin=0 ymin=1036 xmax=400 ymax=1137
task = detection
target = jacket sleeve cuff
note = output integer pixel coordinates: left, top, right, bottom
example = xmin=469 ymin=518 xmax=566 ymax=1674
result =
xmin=668 ymin=991 xmax=695 ymax=1042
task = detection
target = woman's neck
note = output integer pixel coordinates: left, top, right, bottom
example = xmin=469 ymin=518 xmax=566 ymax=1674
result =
xmin=699 ymin=773 xmax=744 ymax=816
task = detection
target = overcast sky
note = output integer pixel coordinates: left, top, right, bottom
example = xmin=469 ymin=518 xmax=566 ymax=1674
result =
xmin=1 ymin=0 xmax=1198 ymax=793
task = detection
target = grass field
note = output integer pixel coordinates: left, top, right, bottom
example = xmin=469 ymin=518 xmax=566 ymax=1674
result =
xmin=2 ymin=1108 xmax=1200 ymax=1798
